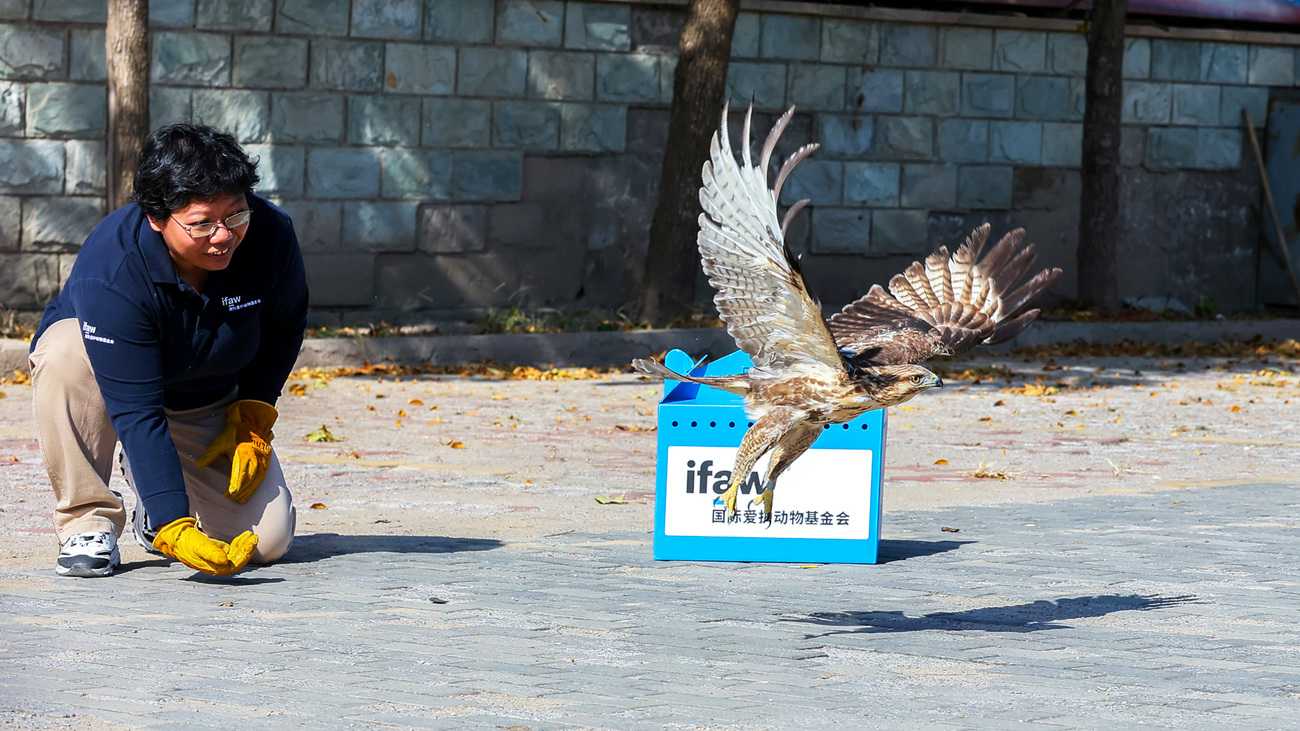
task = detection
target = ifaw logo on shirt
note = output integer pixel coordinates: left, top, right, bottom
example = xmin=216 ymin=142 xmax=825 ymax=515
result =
xmin=81 ymin=321 xmax=115 ymax=345
xmin=221 ymin=295 xmax=262 ymax=312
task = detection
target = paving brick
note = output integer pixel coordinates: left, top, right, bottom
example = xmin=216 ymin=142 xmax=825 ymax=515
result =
xmin=1249 ymin=45 xmax=1293 ymax=86
xmin=343 ymin=201 xmax=419 ymax=252
xmin=727 ymin=61 xmax=785 ymax=110
xmin=994 ymin=30 xmax=1046 ymax=73
xmin=989 ymin=120 xmax=1041 ymax=164
xmin=271 ymin=92 xmax=344 ymax=143
xmin=452 ymin=151 xmax=523 ymax=201
xmin=565 ymin=2 xmax=629 ymax=52
xmin=871 ymin=208 xmax=928 ymax=255
xmin=904 ymin=70 xmax=959 ymax=116
xmin=150 ymin=0 xmax=195 ymax=28
xmin=957 ymin=165 xmax=1012 ymax=208
xmin=879 ymin=23 xmax=936 ymax=68
xmin=1046 ymin=32 xmax=1087 ymax=77
xmin=942 ymin=27 xmax=992 ymax=70
xmin=1123 ymin=81 xmax=1172 ymax=124
xmin=937 ymin=118 xmax=988 ymax=163
xmin=306 ymin=147 xmax=380 ymax=198
xmin=425 ymin=0 xmax=492 ymax=43
xmin=1145 ymin=126 xmax=1196 ymax=169
xmin=310 ymin=39 xmax=383 ymax=91
xmin=458 ymin=47 xmax=527 ymax=98
xmin=26 ymin=83 xmax=104 ymax=139
xmin=0 ymin=23 xmax=63 ymax=80
xmin=351 ymin=0 xmax=422 ymax=40
xmin=0 ymin=81 xmax=20 ymax=135
xmin=151 ymin=31 xmax=230 ymax=86
xmin=1124 ymin=38 xmax=1151 ymax=79
xmin=1015 ymin=75 xmax=1074 ymax=121
xmin=560 ymin=103 xmax=625 ymax=152
xmin=233 ymin=36 xmax=309 ymax=89
xmin=821 ymin=19 xmax=877 ymax=65
xmin=303 ymin=252 xmax=374 ymax=305
xmin=760 ymin=14 xmax=819 ymax=61
xmin=847 ymin=68 xmax=903 ymax=113
xmin=0 ymin=0 xmax=21 ymax=19
xmin=1151 ymin=39 xmax=1202 ymax=81
xmin=844 ymin=162 xmax=899 ymax=206
xmin=197 ymin=0 xmax=273 ymax=32
xmin=1171 ymin=84 xmax=1220 ymax=126
xmin=243 ymin=144 xmax=305 ymax=197
xmin=787 ymin=64 xmax=845 ymax=112
xmin=150 ymin=86 xmax=192 ymax=129
xmin=21 ymin=195 xmax=101 ymax=250
xmin=810 ymin=207 xmax=869 ymax=254
xmin=1040 ymin=122 xmax=1082 ymax=167
xmin=596 ymin=53 xmax=659 ymax=103
xmin=64 ymin=139 xmax=104 ymax=195
xmin=900 ymin=163 xmax=957 ymax=209
xmin=528 ymin=50 xmax=594 ymax=100
xmin=1194 ymin=128 xmax=1241 ymax=170
xmin=497 ymin=0 xmax=563 ymax=47
xmin=423 ymin=98 xmax=492 ymax=148
xmin=1201 ymin=43 xmax=1247 ymax=84
xmin=963 ymin=73 xmax=1015 ymax=119
xmin=69 ymin=28 xmax=105 ymax=82
xmin=817 ymin=114 xmax=873 ymax=159
xmin=419 ymin=204 xmax=486 ymax=253
xmin=875 ymin=116 xmax=932 ymax=161
xmin=276 ymin=0 xmax=350 ymax=35
xmin=32 ymin=0 xmax=102 ymax=22
xmin=276 ymin=199 xmax=341 ymax=252
xmin=493 ymin=100 xmax=560 ymax=149
xmin=385 ymin=43 xmax=455 ymax=95
xmin=1220 ymin=86 xmax=1268 ymax=128
xmin=778 ymin=159 xmax=842 ymax=207
xmin=192 ymin=89 xmax=268 ymax=144
xmin=731 ymin=12 xmax=759 ymax=59
xmin=348 ymin=95 xmax=421 ymax=146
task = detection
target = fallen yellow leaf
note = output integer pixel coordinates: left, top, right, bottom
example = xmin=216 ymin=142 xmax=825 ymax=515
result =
xmin=398 ymin=409 xmax=408 ymax=417
xmin=288 ymin=383 xmax=308 ymax=396
xmin=1230 ymin=405 xmax=1242 ymax=412
xmin=594 ymin=494 xmax=627 ymax=504
xmin=305 ymin=425 xmax=341 ymax=442
xmin=934 ymin=459 xmax=948 ymax=465
xmin=310 ymin=503 xmax=327 ymax=510
xmin=449 ymin=440 xmax=466 ymax=449
xmin=409 ymin=398 xmax=424 ymax=405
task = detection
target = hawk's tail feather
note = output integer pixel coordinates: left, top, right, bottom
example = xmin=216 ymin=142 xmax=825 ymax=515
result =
xmin=987 ymin=308 xmax=1042 ymax=345
xmin=999 ymin=267 xmax=1063 ymax=320
xmin=631 ymin=358 xmax=753 ymax=396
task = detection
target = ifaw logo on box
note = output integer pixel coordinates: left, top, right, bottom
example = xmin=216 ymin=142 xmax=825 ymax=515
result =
xmin=651 ymin=349 xmax=886 ymax=564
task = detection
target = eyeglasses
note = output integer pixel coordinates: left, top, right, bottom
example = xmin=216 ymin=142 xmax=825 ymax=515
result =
xmin=170 ymin=209 xmax=252 ymax=239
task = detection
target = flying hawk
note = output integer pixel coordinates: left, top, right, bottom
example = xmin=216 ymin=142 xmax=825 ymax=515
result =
xmin=633 ymin=105 xmax=1062 ymax=522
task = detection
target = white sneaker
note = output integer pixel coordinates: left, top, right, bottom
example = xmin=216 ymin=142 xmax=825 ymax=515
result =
xmin=131 ymin=507 xmax=162 ymax=556
xmin=56 ymin=531 xmax=120 ymax=577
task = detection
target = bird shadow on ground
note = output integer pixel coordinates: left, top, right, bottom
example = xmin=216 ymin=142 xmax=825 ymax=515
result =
xmin=876 ymin=539 xmax=971 ymax=563
xmin=793 ymin=594 xmax=1198 ymax=637
xmin=278 ymin=533 xmax=503 ymax=563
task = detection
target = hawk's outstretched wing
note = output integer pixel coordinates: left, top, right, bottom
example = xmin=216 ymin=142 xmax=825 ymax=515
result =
xmin=827 ymin=224 xmax=1062 ymax=366
xmin=698 ymin=105 xmax=843 ymax=374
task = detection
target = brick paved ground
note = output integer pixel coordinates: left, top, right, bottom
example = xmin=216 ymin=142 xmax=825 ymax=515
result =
xmin=1 ymin=351 xmax=1298 ymax=729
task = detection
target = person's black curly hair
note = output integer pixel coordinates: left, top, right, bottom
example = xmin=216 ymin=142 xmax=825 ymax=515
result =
xmin=132 ymin=123 xmax=260 ymax=220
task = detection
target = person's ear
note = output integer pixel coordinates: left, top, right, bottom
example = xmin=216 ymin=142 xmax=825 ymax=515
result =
xmin=147 ymin=216 xmax=165 ymax=233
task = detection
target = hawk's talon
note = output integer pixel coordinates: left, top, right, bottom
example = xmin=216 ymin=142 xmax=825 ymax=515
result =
xmin=718 ymin=483 xmax=740 ymax=516
xmin=752 ymin=487 xmax=774 ymax=523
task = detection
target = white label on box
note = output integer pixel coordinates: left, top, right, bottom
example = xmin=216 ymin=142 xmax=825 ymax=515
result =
xmin=664 ymin=446 xmax=873 ymax=539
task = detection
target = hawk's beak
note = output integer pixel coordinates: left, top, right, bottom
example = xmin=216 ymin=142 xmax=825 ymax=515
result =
xmin=928 ymin=374 xmax=944 ymax=389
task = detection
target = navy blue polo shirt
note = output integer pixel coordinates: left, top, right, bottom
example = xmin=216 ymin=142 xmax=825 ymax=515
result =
xmin=33 ymin=194 xmax=309 ymax=528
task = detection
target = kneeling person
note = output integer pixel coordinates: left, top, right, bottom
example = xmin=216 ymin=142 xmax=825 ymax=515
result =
xmin=30 ymin=123 xmax=308 ymax=577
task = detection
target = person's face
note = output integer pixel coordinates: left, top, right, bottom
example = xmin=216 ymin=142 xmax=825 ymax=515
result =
xmin=147 ymin=192 xmax=250 ymax=283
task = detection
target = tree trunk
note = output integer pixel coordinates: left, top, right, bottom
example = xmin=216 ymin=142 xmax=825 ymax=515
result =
xmin=637 ymin=0 xmax=740 ymax=327
xmin=106 ymin=0 xmax=150 ymax=212
xmin=1077 ymin=0 xmax=1128 ymax=311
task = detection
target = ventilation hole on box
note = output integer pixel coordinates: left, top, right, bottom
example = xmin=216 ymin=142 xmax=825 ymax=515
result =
xmin=691 ymin=421 xmax=697 ymax=427
xmin=710 ymin=421 xmax=716 ymax=427
xmin=861 ymin=424 xmax=868 ymax=429
xmin=729 ymin=422 xmax=735 ymax=428
xmin=822 ymin=424 xmax=829 ymax=430
xmin=748 ymin=422 xmax=754 ymax=427
xmin=842 ymin=424 xmax=849 ymax=429
xmin=672 ymin=421 xmax=678 ymax=427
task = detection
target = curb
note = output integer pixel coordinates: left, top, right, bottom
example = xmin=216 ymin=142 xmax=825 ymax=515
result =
xmin=3 ymin=320 xmax=1297 ymax=376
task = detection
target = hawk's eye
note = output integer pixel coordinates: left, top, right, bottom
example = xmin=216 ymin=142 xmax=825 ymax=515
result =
xmin=910 ymin=374 xmax=923 ymax=384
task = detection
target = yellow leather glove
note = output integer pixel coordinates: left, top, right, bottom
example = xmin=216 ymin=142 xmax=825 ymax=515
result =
xmin=152 ymin=517 xmax=258 ymax=576
xmin=197 ymin=400 xmax=278 ymax=503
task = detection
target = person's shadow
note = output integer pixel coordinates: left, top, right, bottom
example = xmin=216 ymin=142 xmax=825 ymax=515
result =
xmin=795 ymin=594 xmax=1198 ymax=636
xmin=278 ymin=533 xmax=503 ymax=563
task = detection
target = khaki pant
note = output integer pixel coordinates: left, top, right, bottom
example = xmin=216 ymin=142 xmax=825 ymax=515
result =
xmin=29 ymin=318 xmax=295 ymax=564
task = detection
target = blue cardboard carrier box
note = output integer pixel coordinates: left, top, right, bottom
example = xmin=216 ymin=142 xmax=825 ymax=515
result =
xmin=652 ymin=349 xmax=887 ymax=564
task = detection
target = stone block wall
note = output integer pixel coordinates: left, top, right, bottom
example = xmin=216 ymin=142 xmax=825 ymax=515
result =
xmin=0 ymin=0 xmax=1293 ymax=323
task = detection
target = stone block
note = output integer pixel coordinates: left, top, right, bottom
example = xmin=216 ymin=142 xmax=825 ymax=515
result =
xmin=760 ymin=14 xmax=819 ymax=61
xmin=352 ymin=0 xmax=421 ymax=39
xmin=788 ymin=64 xmax=845 ymax=111
xmin=778 ymin=159 xmax=842 ymax=207
xmin=33 ymin=0 xmax=103 ymax=22
xmin=1046 ymin=32 xmax=1086 ymax=76
xmin=1122 ymin=81 xmax=1172 ymax=124
xmin=560 ymin=103 xmax=625 ymax=152
xmin=0 ymin=24 xmax=65 ymax=80
xmin=727 ymin=61 xmax=785 ymax=109
xmin=70 ymin=28 xmax=105 ymax=82
xmin=844 ymin=162 xmax=899 ymax=206
xmin=276 ymin=0 xmax=350 ymax=35
xmin=528 ymin=50 xmax=594 ymax=100
xmin=306 ymin=147 xmax=380 ymax=198
xmin=1201 ymin=43 xmax=1246 ymax=83
xmin=937 ymin=118 xmax=988 ymax=163
xmin=233 ymin=36 xmax=308 ymax=89
xmin=1014 ymin=75 xmax=1070 ymax=120
xmin=150 ymin=0 xmax=195 ymax=28
xmin=423 ymin=97 xmax=492 ymax=147
xmin=596 ymin=53 xmax=659 ymax=103
xmin=904 ymin=70 xmax=959 ymax=116
xmin=26 ymin=83 xmax=104 ymax=139
xmin=817 ymin=114 xmax=873 ymax=159
xmin=303 ymin=253 xmax=374 ymax=306
xmin=989 ymin=120 xmax=1041 ymax=164
xmin=731 ymin=12 xmax=759 ymax=58
xmin=879 ymin=23 xmax=935 ymax=68
xmin=192 ymin=89 xmax=269 ymax=143
xmin=1171 ymin=83 xmax=1219 ymax=126
xmin=244 ymin=144 xmax=304 ymax=197
xmin=1124 ymin=38 xmax=1150 ymax=79
xmin=941 ymin=27 xmax=992 ymax=70
xmin=458 ymin=47 xmax=527 ymax=97
xmin=1040 ymin=122 xmax=1082 ymax=167
xmin=901 ymin=163 xmax=957 ymax=208
xmin=1195 ymin=128 xmax=1241 ymax=170
xmin=310 ymin=40 xmax=383 ymax=90
xmin=1249 ymin=46 xmax=1293 ymax=86
xmin=419 ymin=204 xmax=486 ymax=253
xmin=821 ymin=19 xmax=877 ymax=65
xmin=197 ymin=0 xmax=273 ymax=31
xmin=425 ymin=0 xmax=493 ymax=43
xmin=1152 ymin=40 xmax=1204 ymax=83
xmin=1145 ymin=126 xmax=1195 ymax=168
xmin=0 ymin=252 xmax=66 ymax=307
xmin=65 ymin=139 xmax=105 ymax=195
xmin=276 ymin=200 xmax=341 ymax=252
xmin=22 ymin=196 xmax=102 ymax=250
xmin=660 ymin=54 xmax=675 ymax=103
xmin=565 ymin=2 xmax=629 ymax=52
xmin=453 ymin=151 xmax=523 ymax=201
xmin=811 ymin=208 xmax=869 ymax=254
xmin=957 ymin=165 xmax=1012 ymax=208
xmin=384 ymin=43 xmax=455 ymax=95
xmin=150 ymin=87 xmax=192 ymax=129
xmin=993 ymin=30 xmax=1045 ymax=73
xmin=847 ymin=68 xmax=903 ymax=113
xmin=875 ymin=116 xmax=932 ymax=161
xmin=343 ymin=201 xmax=418 ymax=252
xmin=962 ymin=73 xmax=1014 ymax=118
xmin=0 ymin=81 xmax=21 ymax=135
xmin=271 ymin=93 xmax=344 ymax=143
xmin=348 ymin=95 xmax=420 ymax=146
xmin=871 ymin=209 xmax=928 ymax=255
xmin=1068 ymin=77 xmax=1086 ymax=119
xmin=381 ymin=148 xmax=453 ymax=198
xmin=492 ymin=100 xmax=560 ymax=149
xmin=152 ymin=32 xmax=231 ymax=86
xmin=1221 ymin=86 xmax=1268 ymax=128
xmin=1120 ymin=125 xmax=1145 ymax=166
xmin=0 ymin=195 xmax=16 ymax=251
xmin=497 ymin=0 xmax=563 ymax=47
